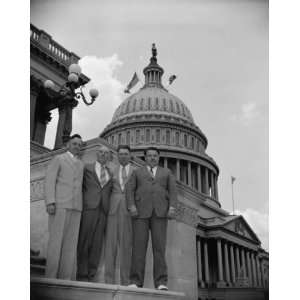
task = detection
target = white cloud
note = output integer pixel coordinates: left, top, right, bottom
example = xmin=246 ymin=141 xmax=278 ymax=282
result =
xmin=44 ymin=54 xmax=125 ymax=148
xmin=236 ymin=208 xmax=269 ymax=250
xmin=230 ymin=102 xmax=261 ymax=125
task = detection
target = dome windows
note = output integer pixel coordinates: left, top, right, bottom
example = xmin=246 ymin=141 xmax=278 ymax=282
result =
xmin=146 ymin=129 xmax=150 ymax=143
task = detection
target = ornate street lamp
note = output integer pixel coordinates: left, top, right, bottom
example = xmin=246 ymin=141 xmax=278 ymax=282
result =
xmin=43 ymin=63 xmax=99 ymax=149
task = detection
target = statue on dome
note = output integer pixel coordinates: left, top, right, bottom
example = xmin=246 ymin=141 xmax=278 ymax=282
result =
xmin=152 ymin=43 xmax=157 ymax=59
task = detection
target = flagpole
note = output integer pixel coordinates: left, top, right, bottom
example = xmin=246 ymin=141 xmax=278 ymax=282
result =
xmin=231 ymin=178 xmax=235 ymax=215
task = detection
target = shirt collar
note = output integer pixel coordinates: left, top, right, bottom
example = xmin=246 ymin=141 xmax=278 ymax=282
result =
xmin=67 ymin=151 xmax=75 ymax=159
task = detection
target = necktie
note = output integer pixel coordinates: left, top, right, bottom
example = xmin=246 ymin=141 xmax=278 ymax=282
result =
xmin=150 ymin=167 xmax=154 ymax=178
xmin=99 ymin=165 xmax=107 ymax=187
xmin=121 ymin=166 xmax=127 ymax=190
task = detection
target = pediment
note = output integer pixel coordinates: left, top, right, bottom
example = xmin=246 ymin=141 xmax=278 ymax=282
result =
xmin=224 ymin=216 xmax=260 ymax=244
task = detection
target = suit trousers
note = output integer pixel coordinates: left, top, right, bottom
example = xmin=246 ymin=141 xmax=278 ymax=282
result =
xmin=77 ymin=206 xmax=107 ymax=281
xmin=105 ymin=206 xmax=132 ymax=285
xmin=130 ymin=213 xmax=168 ymax=288
xmin=45 ymin=208 xmax=81 ymax=280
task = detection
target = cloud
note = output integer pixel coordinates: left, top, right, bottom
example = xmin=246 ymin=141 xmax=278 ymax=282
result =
xmin=44 ymin=54 xmax=125 ymax=148
xmin=230 ymin=102 xmax=261 ymax=125
xmin=236 ymin=208 xmax=269 ymax=250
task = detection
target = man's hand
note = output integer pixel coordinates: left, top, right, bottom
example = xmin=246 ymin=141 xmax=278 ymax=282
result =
xmin=46 ymin=203 xmax=56 ymax=215
xmin=167 ymin=206 xmax=176 ymax=219
xmin=129 ymin=205 xmax=138 ymax=217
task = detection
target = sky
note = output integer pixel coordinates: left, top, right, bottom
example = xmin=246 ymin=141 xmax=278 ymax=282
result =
xmin=31 ymin=0 xmax=269 ymax=249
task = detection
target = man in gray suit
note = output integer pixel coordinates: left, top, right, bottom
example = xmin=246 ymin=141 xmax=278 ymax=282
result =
xmin=44 ymin=134 xmax=84 ymax=280
xmin=127 ymin=147 xmax=178 ymax=290
xmin=105 ymin=145 xmax=136 ymax=285
xmin=77 ymin=145 xmax=113 ymax=281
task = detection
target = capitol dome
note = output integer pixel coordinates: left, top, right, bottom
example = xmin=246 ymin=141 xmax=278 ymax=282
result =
xmin=111 ymin=87 xmax=195 ymax=124
xmin=100 ymin=44 xmax=220 ymax=207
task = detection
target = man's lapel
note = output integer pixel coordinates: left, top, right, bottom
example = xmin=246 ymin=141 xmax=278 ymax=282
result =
xmin=63 ymin=152 xmax=77 ymax=172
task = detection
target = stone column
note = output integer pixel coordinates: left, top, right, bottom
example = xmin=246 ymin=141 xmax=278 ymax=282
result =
xmin=176 ymin=159 xmax=180 ymax=181
xmin=217 ymin=239 xmax=224 ymax=284
xmin=230 ymin=244 xmax=236 ymax=284
xmin=260 ymin=261 xmax=265 ymax=288
xmin=197 ymin=164 xmax=202 ymax=192
xmin=204 ymin=168 xmax=209 ymax=195
xmin=256 ymin=256 xmax=262 ymax=287
xmin=187 ymin=161 xmax=192 ymax=187
xmin=210 ymin=172 xmax=215 ymax=198
xmin=164 ymin=157 xmax=168 ymax=168
xmin=235 ymin=246 xmax=241 ymax=276
xmin=215 ymin=176 xmax=219 ymax=201
xmin=224 ymin=242 xmax=230 ymax=285
xmin=241 ymin=248 xmax=246 ymax=278
xmin=246 ymin=251 xmax=253 ymax=286
xmin=197 ymin=238 xmax=203 ymax=287
xmin=204 ymin=240 xmax=210 ymax=285
xmin=251 ymin=252 xmax=257 ymax=286
xmin=30 ymin=91 xmax=38 ymax=140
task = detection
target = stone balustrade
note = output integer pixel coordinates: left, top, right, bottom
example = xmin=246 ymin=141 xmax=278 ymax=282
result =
xmin=30 ymin=23 xmax=80 ymax=65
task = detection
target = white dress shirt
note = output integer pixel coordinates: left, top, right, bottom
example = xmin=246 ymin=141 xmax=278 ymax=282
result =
xmin=119 ymin=164 xmax=130 ymax=190
xmin=95 ymin=161 xmax=110 ymax=183
xmin=147 ymin=165 xmax=158 ymax=177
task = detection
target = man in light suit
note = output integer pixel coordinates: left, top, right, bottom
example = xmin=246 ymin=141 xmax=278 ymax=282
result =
xmin=44 ymin=134 xmax=84 ymax=280
xmin=77 ymin=145 xmax=113 ymax=282
xmin=105 ymin=145 xmax=136 ymax=285
xmin=127 ymin=147 xmax=178 ymax=290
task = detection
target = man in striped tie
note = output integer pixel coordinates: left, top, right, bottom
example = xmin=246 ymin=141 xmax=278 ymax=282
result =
xmin=77 ymin=145 xmax=113 ymax=281
xmin=105 ymin=145 xmax=136 ymax=285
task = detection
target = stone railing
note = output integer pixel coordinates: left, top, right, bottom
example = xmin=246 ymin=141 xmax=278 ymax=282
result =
xmin=30 ymin=23 xmax=80 ymax=65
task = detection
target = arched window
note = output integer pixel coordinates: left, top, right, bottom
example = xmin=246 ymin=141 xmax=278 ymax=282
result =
xmin=140 ymin=98 xmax=144 ymax=110
xmin=111 ymin=135 xmax=115 ymax=145
xmin=132 ymin=99 xmax=137 ymax=112
xmin=191 ymin=137 xmax=194 ymax=149
xmin=175 ymin=132 xmax=180 ymax=146
xmin=166 ymin=130 xmax=170 ymax=144
xmin=118 ymin=133 xmax=122 ymax=145
xmin=176 ymin=102 xmax=180 ymax=113
xmin=148 ymin=98 xmax=151 ymax=110
xmin=146 ymin=129 xmax=150 ymax=143
xmin=163 ymin=98 xmax=167 ymax=111
xmin=196 ymin=140 xmax=200 ymax=152
xmin=156 ymin=129 xmax=160 ymax=143
xmin=170 ymin=100 xmax=174 ymax=112
xmin=136 ymin=130 xmax=140 ymax=144
xmin=126 ymin=131 xmax=130 ymax=145
xmin=155 ymin=98 xmax=159 ymax=109
xmin=184 ymin=134 xmax=188 ymax=147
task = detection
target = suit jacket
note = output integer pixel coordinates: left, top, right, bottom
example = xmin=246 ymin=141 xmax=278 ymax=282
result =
xmin=82 ymin=162 xmax=113 ymax=214
xmin=44 ymin=152 xmax=84 ymax=211
xmin=108 ymin=163 xmax=136 ymax=216
xmin=126 ymin=166 xmax=178 ymax=218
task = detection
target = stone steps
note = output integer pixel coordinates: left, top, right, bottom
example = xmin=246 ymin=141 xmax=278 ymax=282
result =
xmin=31 ymin=277 xmax=186 ymax=300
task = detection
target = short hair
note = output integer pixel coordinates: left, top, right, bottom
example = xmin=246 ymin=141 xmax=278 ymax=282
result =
xmin=144 ymin=147 xmax=160 ymax=156
xmin=117 ymin=145 xmax=131 ymax=153
xmin=69 ymin=134 xmax=82 ymax=141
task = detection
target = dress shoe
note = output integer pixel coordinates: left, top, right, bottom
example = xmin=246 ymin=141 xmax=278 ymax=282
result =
xmin=157 ymin=284 xmax=168 ymax=291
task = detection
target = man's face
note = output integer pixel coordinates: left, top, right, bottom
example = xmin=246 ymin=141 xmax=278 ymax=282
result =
xmin=118 ymin=148 xmax=131 ymax=166
xmin=97 ymin=146 xmax=109 ymax=165
xmin=145 ymin=150 xmax=159 ymax=168
xmin=67 ymin=137 xmax=82 ymax=156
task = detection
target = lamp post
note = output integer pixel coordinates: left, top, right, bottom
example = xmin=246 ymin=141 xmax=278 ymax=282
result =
xmin=43 ymin=63 xmax=99 ymax=149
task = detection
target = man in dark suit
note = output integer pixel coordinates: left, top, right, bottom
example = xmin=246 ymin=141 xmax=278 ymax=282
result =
xmin=127 ymin=147 xmax=178 ymax=290
xmin=77 ymin=145 xmax=113 ymax=281
xmin=105 ymin=145 xmax=136 ymax=285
